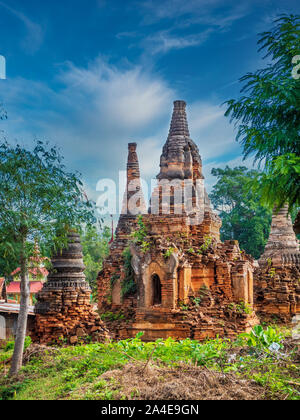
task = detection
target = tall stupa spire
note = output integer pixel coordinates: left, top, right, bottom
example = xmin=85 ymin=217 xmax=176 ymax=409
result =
xmin=158 ymin=100 xmax=203 ymax=181
xmin=149 ymin=100 xmax=216 ymax=222
xmin=168 ymin=100 xmax=190 ymax=138
xmin=121 ymin=142 xmax=146 ymax=215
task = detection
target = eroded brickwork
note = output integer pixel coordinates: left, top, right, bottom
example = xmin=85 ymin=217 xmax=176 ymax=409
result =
xmin=254 ymin=206 xmax=300 ymax=322
xmin=33 ymin=232 xmax=110 ymax=344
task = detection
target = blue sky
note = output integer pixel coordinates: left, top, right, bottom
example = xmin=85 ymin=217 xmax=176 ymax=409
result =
xmin=0 ymin=0 xmax=299 ymax=209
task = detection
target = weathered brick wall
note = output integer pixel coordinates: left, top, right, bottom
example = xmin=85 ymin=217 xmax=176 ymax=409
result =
xmin=254 ymin=263 xmax=300 ymax=322
xmin=33 ymin=232 xmax=110 ymax=344
xmin=99 ymin=211 xmax=258 ymax=341
xmin=254 ymin=206 xmax=300 ymax=322
xmin=33 ymin=287 xmax=109 ymax=344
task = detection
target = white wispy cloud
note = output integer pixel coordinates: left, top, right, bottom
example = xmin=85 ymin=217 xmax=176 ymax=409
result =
xmin=140 ymin=0 xmax=222 ymax=22
xmin=136 ymin=0 xmax=252 ymax=55
xmin=143 ymin=29 xmax=213 ymax=54
xmin=0 ymin=57 xmax=174 ymax=184
xmin=0 ymin=55 xmax=254 ymax=202
xmin=116 ymin=31 xmax=139 ymax=39
xmin=0 ymin=1 xmax=44 ymax=54
xmin=140 ymin=0 xmax=250 ymax=27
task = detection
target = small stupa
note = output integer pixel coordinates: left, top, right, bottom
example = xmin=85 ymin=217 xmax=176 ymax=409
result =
xmin=33 ymin=231 xmax=110 ymax=344
xmin=254 ymin=206 xmax=300 ymax=321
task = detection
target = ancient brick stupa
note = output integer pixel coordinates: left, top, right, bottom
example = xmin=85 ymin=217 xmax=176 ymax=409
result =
xmin=98 ymin=100 xmax=258 ymax=341
xmin=97 ymin=142 xmax=147 ymax=309
xmin=254 ymin=205 xmax=300 ymax=322
xmin=33 ymin=231 xmax=110 ymax=344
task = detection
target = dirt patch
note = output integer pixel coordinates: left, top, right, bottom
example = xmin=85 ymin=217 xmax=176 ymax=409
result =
xmin=100 ymin=363 xmax=271 ymax=400
xmin=23 ymin=344 xmax=58 ymax=364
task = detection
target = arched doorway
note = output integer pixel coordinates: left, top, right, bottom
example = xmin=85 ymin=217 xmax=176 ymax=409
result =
xmin=152 ymin=274 xmax=162 ymax=305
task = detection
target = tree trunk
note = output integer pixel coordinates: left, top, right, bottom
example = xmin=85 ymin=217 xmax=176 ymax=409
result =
xmin=9 ymin=243 xmax=30 ymax=377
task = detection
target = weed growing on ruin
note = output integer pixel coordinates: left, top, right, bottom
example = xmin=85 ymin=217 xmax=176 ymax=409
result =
xmin=197 ymin=235 xmax=213 ymax=254
xmin=191 ymin=297 xmax=202 ymax=306
xmin=199 ymin=284 xmax=209 ymax=296
xmin=110 ymin=273 xmax=120 ymax=289
xmin=190 ymin=286 xmax=209 ymax=306
xmin=121 ymin=247 xmax=136 ymax=298
xmin=130 ymin=215 xmax=148 ymax=243
xmin=178 ymin=301 xmax=189 ymax=311
xmin=164 ymin=247 xmax=176 ymax=258
xmin=100 ymin=311 xmax=125 ymax=322
xmin=140 ymin=240 xmax=151 ymax=253
xmin=266 ymin=258 xmax=277 ymax=278
xmin=227 ymin=300 xmax=252 ymax=315
xmin=130 ymin=215 xmax=151 ymax=254
xmin=236 ymin=300 xmax=253 ymax=314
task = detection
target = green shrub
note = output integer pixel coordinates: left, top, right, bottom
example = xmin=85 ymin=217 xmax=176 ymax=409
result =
xmin=130 ymin=215 xmax=148 ymax=243
xmin=238 ymin=325 xmax=284 ymax=350
xmin=164 ymin=247 xmax=175 ymax=258
xmin=4 ymin=336 xmax=32 ymax=352
xmin=121 ymin=247 xmax=136 ymax=298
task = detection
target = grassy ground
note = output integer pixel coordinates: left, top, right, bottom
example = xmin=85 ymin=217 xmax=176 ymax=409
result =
xmin=0 ymin=326 xmax=299 ymax=400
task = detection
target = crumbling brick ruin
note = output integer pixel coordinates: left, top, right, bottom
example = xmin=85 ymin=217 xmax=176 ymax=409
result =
xmin=254 ymin=205 xmax=300 ymax=322
xmin=98 ymin=100 xmax=259 ymax=341
xmin=33 ymin=231 xmax=110 ymax=344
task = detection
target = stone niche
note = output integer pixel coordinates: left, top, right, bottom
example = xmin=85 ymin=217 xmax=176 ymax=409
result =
xmin=131 ymin=245 xmax=179 ymax=310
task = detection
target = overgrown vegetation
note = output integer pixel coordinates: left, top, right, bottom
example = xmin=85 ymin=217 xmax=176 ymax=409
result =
xmin=197 ymin=235 xmax=213 ymax=254
xmin=130 ymin=215 xmax=148 ymax=243
xmin=100 ymin=311 xmax=125 ymax=322
xmin=130 ymin=215 xmax=150 ymax=254
xmin=118 ymin=215 xmax=150 ymax=298
xmin=81 ymin=225 xmax=111 ymax=298
xmin=0 ymin=326 xmax=298 ymax=400
xmin=164 ymin=247 xmax=176 ymax=258
xmin=121 ymin=247 xmax=136 ymax=299
xmin=227 ymin=300 xmax=253 ymax=315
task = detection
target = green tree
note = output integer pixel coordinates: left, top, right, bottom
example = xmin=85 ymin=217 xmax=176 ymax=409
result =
xmin=0 ymin=140 xmax=95 ymax=376
xmin=81 ymin=224 xmax=111 ymax=298
xmin=0 ymin=241 xmax=19 ymax=278
xmin=225 ymin=14 xmax=300 ymax=210
xmin=210 ymin=166 xmax=272 ymax=259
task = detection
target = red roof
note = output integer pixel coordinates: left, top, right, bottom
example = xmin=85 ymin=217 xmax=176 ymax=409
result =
xmin=6 ymin=281 xmax=43 ymax=294
xmin=10 ymin=267 xmax=48 ymax=277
